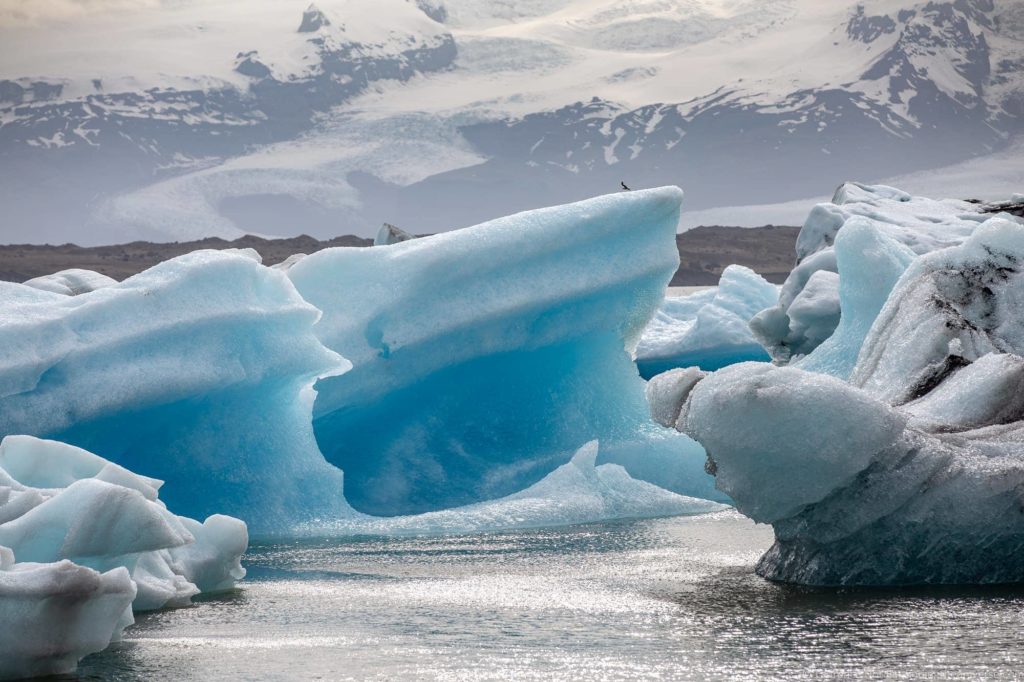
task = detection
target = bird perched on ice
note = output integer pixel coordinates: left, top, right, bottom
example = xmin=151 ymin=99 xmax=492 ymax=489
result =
xmin=620 ymin=181 xmax=631 ymax=191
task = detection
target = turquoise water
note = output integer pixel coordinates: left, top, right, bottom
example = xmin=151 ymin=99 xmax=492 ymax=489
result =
xmin=75 ymin=512 xmax=1024 ymax=680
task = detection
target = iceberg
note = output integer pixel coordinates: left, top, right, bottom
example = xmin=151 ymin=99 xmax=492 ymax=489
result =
xmin=374 ymin=222 xmax=416 ymax=245
xmin=0 ymin=435 xmax=246 ymax=679
xmin=0 ymin=558 xmax=135 ymax=680
xmin=793 ymin=220 xmax=916 ymax=379
xmin=635 ymin=265 xmax=777 ymax=378
xmin=288 ymin=187 xmax=720 ymax=516
xmin=0 ymin=189 xmax=721 ymax=533
xmin=0 ymin=250 xmax=352 ymax=534
xmin=0 ymin=435 xmax=247 ymax=610
xmin=654 ymin=212 xmax=1024 ymax=585
xmin=751 ymin=183 xmax=996 ymax=363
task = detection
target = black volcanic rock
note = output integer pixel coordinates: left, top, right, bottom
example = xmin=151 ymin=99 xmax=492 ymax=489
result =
xmin=298 ymin=4 xmax=331 ymax=33
xmin=0 ymin=226 xmax=800 ymax=287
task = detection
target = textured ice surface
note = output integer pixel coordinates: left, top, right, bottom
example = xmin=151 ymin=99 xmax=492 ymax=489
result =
xmin=0 ymin=435 xmax=247 ymax=679
xmin=0 ymin=190 xmax=723 ymax=536
xmin=0 ymin=435 xmax=247 ymax=610
xmin=656 ymin=213 xmax=1024 ymax=585
xmin=0 ymin=558 xmax=135 ymax=680
xmin=752 ymin=183 xmax=996 ymax=363
xmin=635 ymin=265 xmax=776 ymax=378
xmin=0 ymin=250 xmax=353 ymax=534
xmin=796 ymin=220 xmax=916 ymax=379
xmin=22 ymin=269 xmax=118 ymax=296
xmin=289 ymin=187 xmax=719 ymax=516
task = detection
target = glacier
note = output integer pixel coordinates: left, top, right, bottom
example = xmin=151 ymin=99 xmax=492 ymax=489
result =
xmin=288 ymin=187 xmax=720 ymax=516
xmin=0 ymin=435 xmax=246 ymax=679
xmin=635 ymin=265 xmax=777 ymax=378
xmin=651 ymin=205 xmax=1024 ymax=585
xmin=0 ymin=187 xmax=722 ymax=535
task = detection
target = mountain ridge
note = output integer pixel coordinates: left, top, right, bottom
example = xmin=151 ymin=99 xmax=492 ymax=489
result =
xmin=1 ymin=0 xmax=1021 ymax=244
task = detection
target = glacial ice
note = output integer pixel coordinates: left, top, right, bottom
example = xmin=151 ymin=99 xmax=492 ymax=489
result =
xmin=22 ymin=268 xmax=117 ymax=296
xmin=374 ymin=222 xmax=416 ymax=245
xmin=303 ymin=440 xmax=725 ymax=536
xmin=795 ymin=220 xmax=916 ymax=379
xmin=655 ymin=211 xmax=1024 ymax=585
xmin=288 ymin=187 xmax=720 ymax=516
xmin=0 ymin=558 xmax=135 ymax=680
xmin=0 ymin=188 xmax=723 ymax=536
xmin=752 ymin=182 xmax=995 ymax=363
xmin=0 ymin=250 xmax=354 ymax=534
xmin=0 ymin=435 xmax=247 ymax=679
xmin=635 ymin=265 xmax=777 ymax=378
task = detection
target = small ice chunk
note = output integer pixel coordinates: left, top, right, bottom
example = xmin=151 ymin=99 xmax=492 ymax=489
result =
xmin=22 ymin=269 xmax=117 ymax=296
xmin=0 ymin=558 xmax=136 ymax=680
xmin=636 ymin=265 xmax=777 ymax=377
xmin=272 ymin=253 xmax=307 ymax=270
xmin=374 ymin=222 xmax=416 ymax=245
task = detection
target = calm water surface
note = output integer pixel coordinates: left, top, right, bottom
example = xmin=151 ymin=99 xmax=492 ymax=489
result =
xmin=76 ymin=511 xmax=1024 ymax=680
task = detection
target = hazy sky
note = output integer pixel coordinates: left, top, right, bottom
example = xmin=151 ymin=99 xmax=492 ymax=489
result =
xmin=0 ymin=0 xmax=160 ymax=26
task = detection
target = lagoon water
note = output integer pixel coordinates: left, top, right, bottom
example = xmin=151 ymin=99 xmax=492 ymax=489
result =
xmin=77 ymin=511 xmax=1024 ymax=680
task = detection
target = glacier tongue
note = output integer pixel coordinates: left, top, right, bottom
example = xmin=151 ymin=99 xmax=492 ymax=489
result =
xmin=288 ymin=187 xmax=719 ymax=516
xmin=652 ymin=199 xmax=1024 ymax=585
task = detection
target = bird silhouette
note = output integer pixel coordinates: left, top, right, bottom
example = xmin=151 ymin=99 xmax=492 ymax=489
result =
xmin=620 ymin=181 xmax=631 ymax=191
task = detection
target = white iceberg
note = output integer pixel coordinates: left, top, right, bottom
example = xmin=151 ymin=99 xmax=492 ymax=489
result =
xmin=0 ymin=435 xmax=247 ymax=610
xmin=751 ymin=183 xmax=998 ymax=363
xmin=0 ymin=556 xmax=135 ymax=680
xmin=635 ymin=265 xmax=777 ymax=378
xmin=654 ymin=213 xmax=1024 ymax=585
xmin=0 ymin=435 xmax=247 ymax=679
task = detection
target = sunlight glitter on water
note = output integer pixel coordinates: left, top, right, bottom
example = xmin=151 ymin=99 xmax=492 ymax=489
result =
xmin=76 ymin=512 xmax=1024 ymax=681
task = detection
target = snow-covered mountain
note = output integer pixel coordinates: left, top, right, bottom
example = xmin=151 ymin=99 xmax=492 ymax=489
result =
xmin=1 ymin=0 xmax=1022 ymax=243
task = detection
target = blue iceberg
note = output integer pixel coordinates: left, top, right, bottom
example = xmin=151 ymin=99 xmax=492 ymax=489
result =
xmin=0 ymin=251 xmax=353 ymax=533
xmin=0 ymin=188 xmax=721 ymax=535
xmin=288 ymin=187 xmax=718 ymax=515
